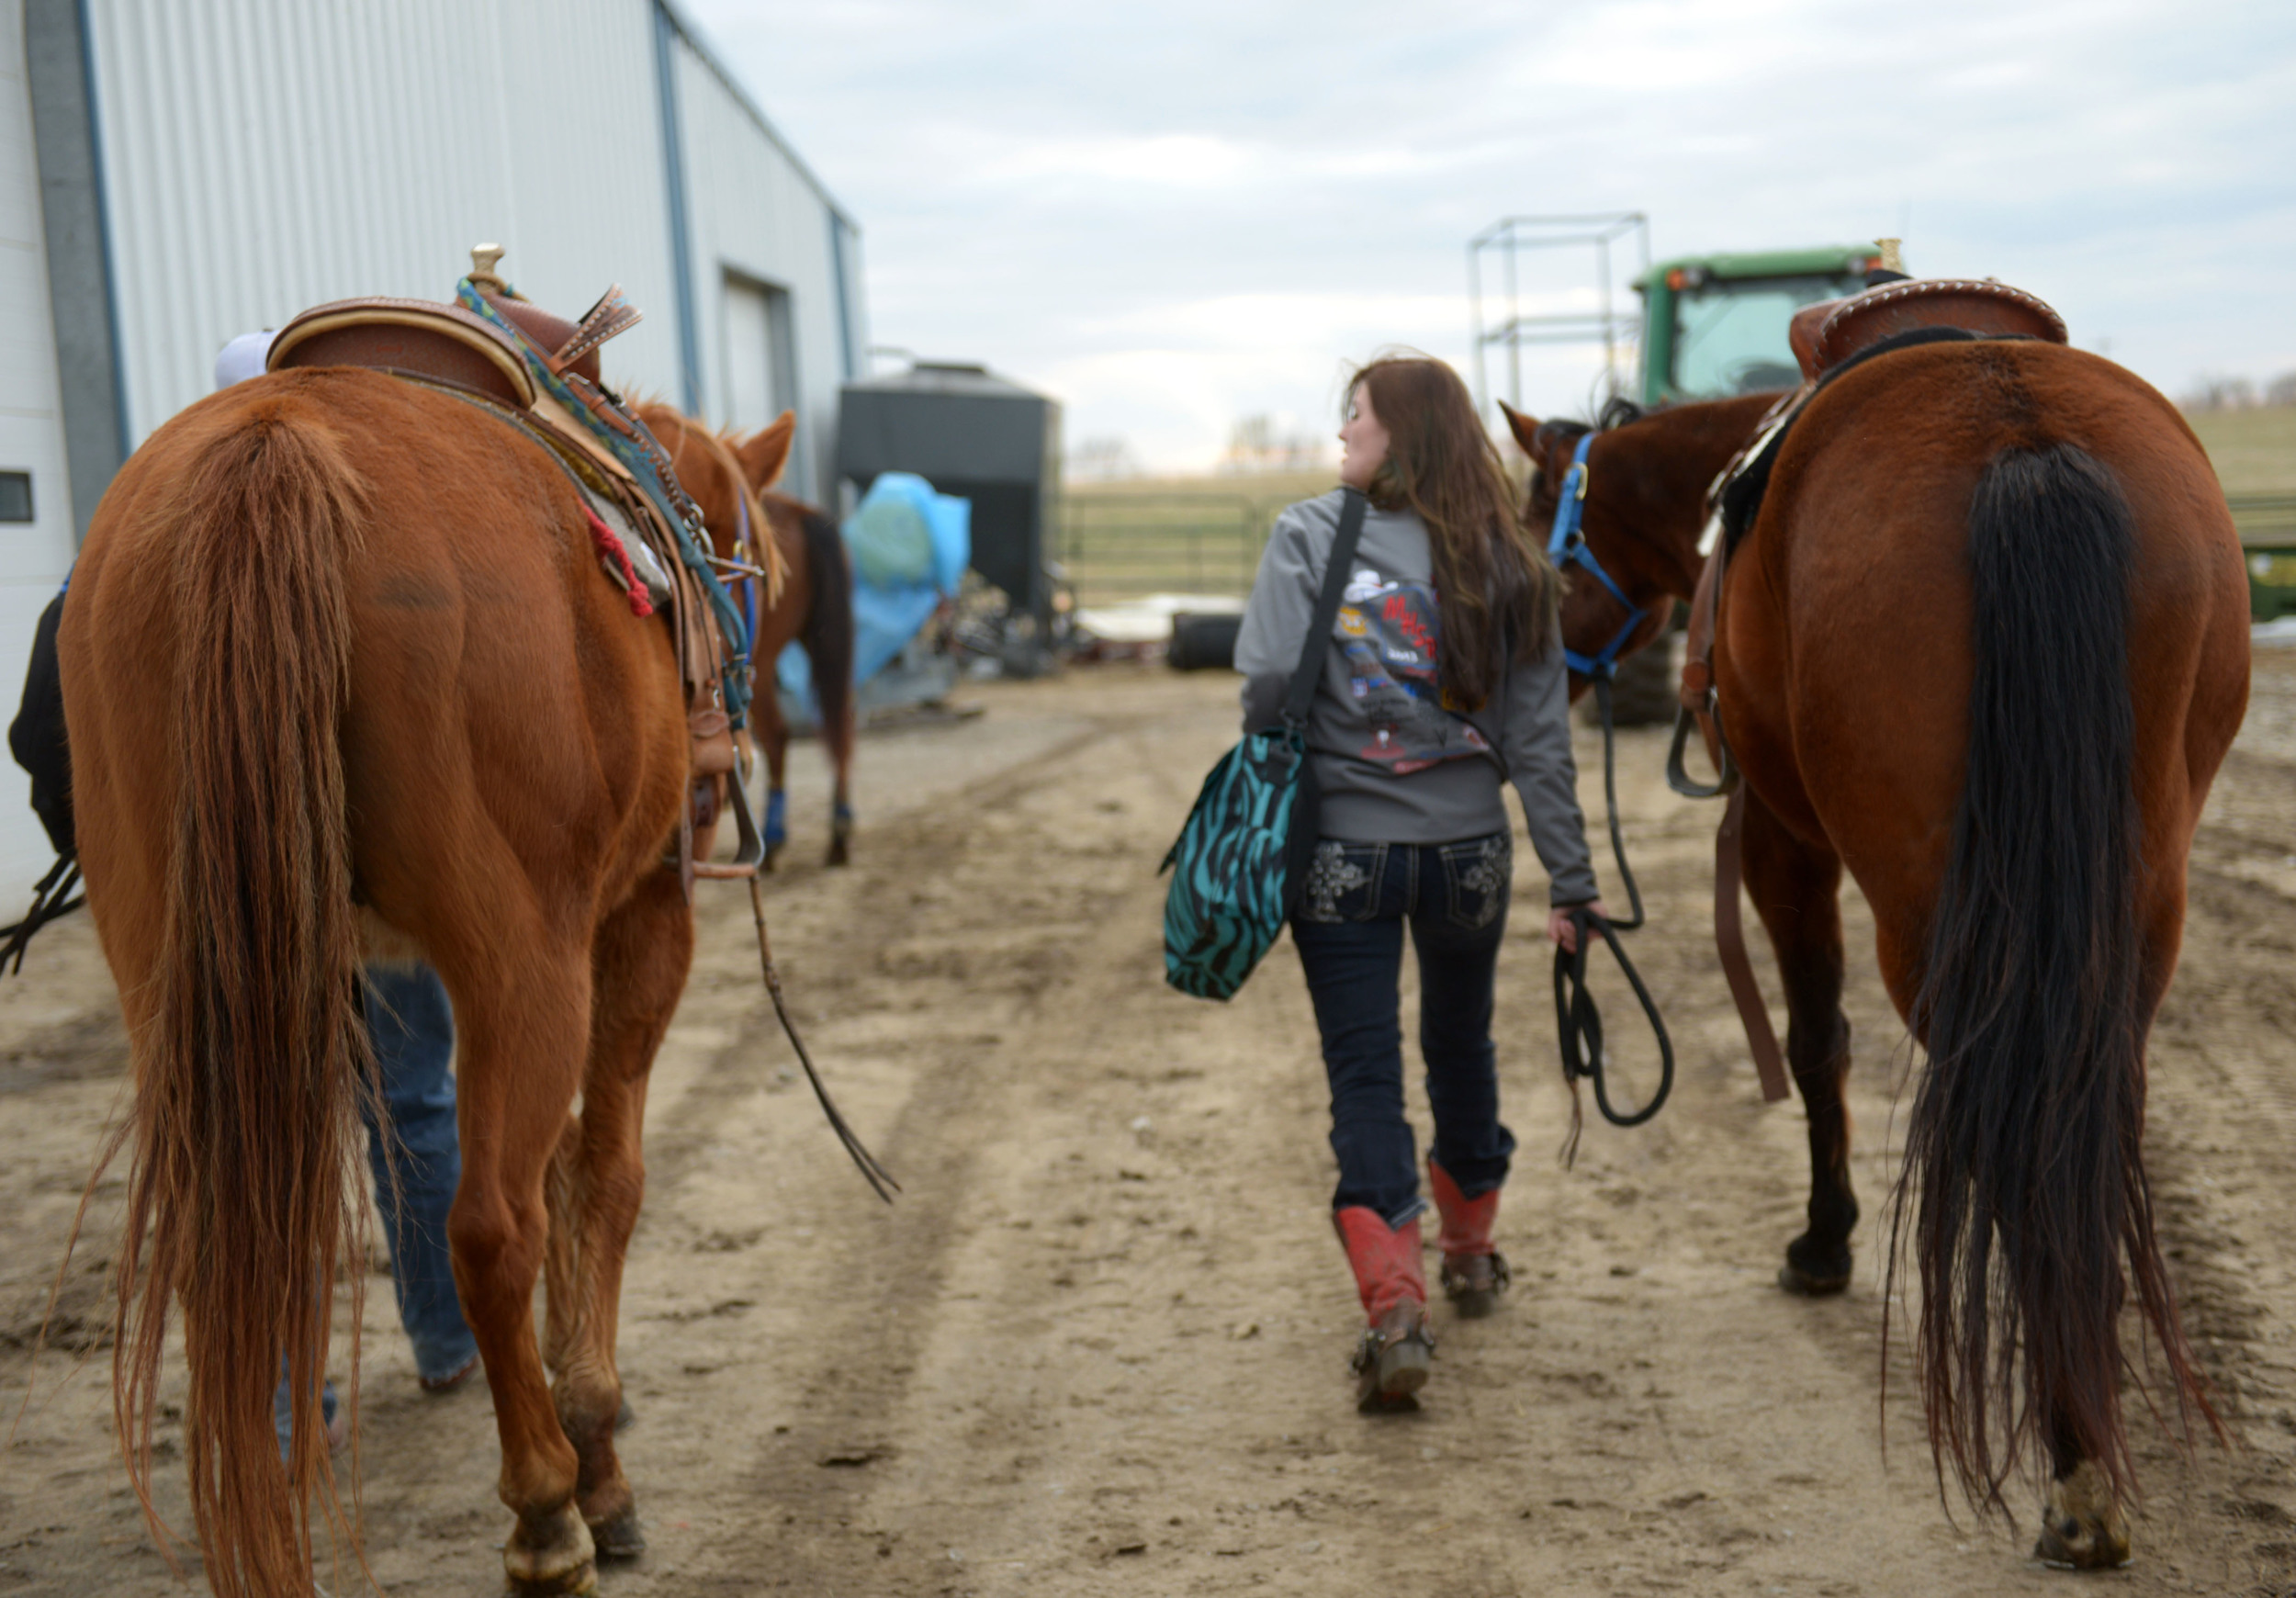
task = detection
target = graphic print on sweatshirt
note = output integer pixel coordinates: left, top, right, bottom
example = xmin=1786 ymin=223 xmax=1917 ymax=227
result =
xmin=1333 ymin=564 xmax=1492 ymax=772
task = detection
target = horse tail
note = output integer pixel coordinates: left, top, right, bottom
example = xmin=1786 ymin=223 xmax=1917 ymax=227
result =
xmin=1896 ymin=442 xmax=2211 ymax=1514
xmin=114 ymin=397 xmax=375 ymax=1595
xmin=799 ymin=507 xmax=856 ymax=764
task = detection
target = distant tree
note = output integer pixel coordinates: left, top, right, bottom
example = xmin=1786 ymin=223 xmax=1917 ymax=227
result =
xmin=2268 ymin=372 xmax=2296 ymax=409
xmin=1068 ymin=435 xmax=1142 ymax=481
xmin=2182 ymin=374 xmax=2258 ymax=412
xmin=1220 ymin=414 xmax=1327 ymax=475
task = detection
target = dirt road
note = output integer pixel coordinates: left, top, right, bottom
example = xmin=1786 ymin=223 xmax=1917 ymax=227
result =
xmin=5 ymin=658 xmax=2293 ymax=1597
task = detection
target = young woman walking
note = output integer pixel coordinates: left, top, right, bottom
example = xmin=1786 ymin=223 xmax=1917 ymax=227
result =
xmin=1232 ymin=355 xmax=1602 ymax=1410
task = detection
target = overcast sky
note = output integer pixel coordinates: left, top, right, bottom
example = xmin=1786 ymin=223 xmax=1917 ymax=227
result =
xmin=685 ymin=0 xmax=2293 ymax=473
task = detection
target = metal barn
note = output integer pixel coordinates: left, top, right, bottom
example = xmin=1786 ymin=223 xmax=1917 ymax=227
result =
xmin=1 ymin=0 xmax=867 ymax=902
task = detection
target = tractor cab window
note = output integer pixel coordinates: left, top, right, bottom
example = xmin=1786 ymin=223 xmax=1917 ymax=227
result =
xmin=1671 ymin=274 xmax=1865 ymax=399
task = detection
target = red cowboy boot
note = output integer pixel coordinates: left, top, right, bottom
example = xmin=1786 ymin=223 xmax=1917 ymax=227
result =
xmin=1429 ymin=1158 xmax=1512 ymax=1318
xmin=1332 ymin=1207 xmax=1434 ymax=1411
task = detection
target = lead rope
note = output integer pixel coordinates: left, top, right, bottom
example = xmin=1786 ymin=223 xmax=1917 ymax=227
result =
xmin=748 ymin=877 xmax=900 ymax=1202
xmin=1553 ymin=672 xmax=1675 ymax=1165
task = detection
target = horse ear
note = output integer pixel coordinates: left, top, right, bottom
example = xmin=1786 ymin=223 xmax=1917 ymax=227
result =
xmin=735 ymin=411 xmax=796 ymax=490
xmin=1497 ymin=400 xmax=1543 ymax=458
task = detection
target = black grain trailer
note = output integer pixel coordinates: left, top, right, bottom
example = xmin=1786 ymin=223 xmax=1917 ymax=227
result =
xmin=838 ymin=361 xmax=1063 ymax=674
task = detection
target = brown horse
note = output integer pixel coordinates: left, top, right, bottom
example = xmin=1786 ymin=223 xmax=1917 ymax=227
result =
xmin=636 ymin=404 xmax=857 ymax=868
xmin=1504 ymin=337 xmax=2250 ymax=1565
xmin=60 ymin=366 xmax=725 ymax=1595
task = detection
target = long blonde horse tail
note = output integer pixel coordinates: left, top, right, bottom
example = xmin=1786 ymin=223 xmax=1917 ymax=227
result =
xmin=112 ymin=392 xmax=377 ymax=1597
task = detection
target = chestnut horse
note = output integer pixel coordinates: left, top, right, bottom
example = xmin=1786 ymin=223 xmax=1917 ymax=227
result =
xmin=1504 ymin=337 xmax=2249 ymax=1564
xmin=636 ymin=404 xmax=857 ymax=868
xmin=61 ymin=367 xmax=723 ymax=1596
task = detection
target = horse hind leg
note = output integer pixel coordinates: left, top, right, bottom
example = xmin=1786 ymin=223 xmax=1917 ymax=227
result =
xmin=544 ymin=868 xmax=693 ymax=1560
xmin=825 ymin=687 xmax=856 ymax=868
xmin=2035 ymin=1412 xmax=2132 ymax=1569
xmin=827 ymin=770 xmax=853 ymax=867
xmin=760 ymin=692 xmax=791 ymax=871
xmin=439 ymin=934 xmax=600 ymax=1595
xmin=1739 ymin=792 xmax=1858 ymax=1294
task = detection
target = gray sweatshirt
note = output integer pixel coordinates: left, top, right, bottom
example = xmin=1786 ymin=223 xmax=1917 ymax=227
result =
xmin=1232 ymin=490 xmax=1598 ymax=906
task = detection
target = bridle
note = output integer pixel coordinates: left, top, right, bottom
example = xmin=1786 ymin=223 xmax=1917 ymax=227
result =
xmin=1543 ymin=431 xmax=1648 ymax=681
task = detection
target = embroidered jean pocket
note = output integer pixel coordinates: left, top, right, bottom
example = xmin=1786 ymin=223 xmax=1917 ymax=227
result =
xmin=1439 ymin=833 xmax=1513 ymax=932
xmin=1296 ymin=840 xmax=1385 ymax=924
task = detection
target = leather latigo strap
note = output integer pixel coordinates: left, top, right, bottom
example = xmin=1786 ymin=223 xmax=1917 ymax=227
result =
xmin=1715 ymin=788 xmax=1792 ymax=1104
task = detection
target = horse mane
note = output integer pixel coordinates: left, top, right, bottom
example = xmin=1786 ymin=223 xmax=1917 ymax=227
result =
xmin=1529 ymin=394 xmax=1649 ymax=462
xmin=635 ymin=401 xmax=789 ymax=608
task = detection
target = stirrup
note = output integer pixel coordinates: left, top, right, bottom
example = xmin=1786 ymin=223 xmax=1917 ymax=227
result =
xmin=1666 ymin=702 xmax=1739 ymax=799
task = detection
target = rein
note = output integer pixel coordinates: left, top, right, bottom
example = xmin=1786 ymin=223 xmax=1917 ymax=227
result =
xmin=1551 ymin=651 xmax=1676 ymax=1154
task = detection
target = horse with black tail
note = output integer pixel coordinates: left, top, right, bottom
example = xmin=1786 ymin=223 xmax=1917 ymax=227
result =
xmin=636 ymin=405 xmax=858 ymax=867
xmin=1504 ymin=328 xmax=2248 ymax=1566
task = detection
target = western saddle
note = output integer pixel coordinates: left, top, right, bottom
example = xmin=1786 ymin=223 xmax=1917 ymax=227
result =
xmin=1787 ymin=274 xmax=2066 ymax=385
xmin=266 ymin=245 xmax=760 ymax=895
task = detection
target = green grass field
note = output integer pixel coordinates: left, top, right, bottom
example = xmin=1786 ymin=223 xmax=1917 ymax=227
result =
xmin=2185 ymin=404 xmax=2296 ymax=497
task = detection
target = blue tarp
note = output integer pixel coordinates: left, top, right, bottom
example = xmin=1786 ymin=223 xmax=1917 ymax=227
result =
xmin=779 ymin=472 xmax=970 ymax=711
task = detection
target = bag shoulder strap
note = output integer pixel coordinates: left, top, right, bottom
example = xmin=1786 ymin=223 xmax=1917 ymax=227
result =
xmin=1281 ymin=488 xmax=1368 ymax=728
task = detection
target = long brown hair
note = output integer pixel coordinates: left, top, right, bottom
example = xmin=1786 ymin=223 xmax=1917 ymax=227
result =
xmin=1352 ymin=354 xmax=1556 ymax=706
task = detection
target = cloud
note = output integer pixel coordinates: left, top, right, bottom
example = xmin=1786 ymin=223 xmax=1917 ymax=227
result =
xmin=686 ymin=0 xmax=2296 ymax=470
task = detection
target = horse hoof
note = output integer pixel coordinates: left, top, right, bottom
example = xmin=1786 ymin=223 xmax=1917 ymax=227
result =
xmin=761 ymin=846 xmax=782 ymax=874
xmin=504 ymin=1502 xmax=597 ymax=1595
xmin=589 ymin=1505 xmax=647 ymax=1560
xmin=826 ymin=836 xmax=850 ymax=868
xmin=1777 ymin=1261 xmax=1851 ymax=1296
xmin=2033 ymin=1461 xmax=2132 ymax=1570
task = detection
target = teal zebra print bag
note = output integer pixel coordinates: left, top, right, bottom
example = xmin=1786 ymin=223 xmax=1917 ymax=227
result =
xmin=1161 ymin=490 xmax=1367 ymax=999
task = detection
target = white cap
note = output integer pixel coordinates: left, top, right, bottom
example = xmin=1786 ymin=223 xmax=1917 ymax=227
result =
xmin=213 ymin=331 xmax=278 ymax=390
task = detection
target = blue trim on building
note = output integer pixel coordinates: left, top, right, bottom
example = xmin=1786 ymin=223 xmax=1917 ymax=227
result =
xmin=75 ymin=0 xmax=130 ymax=463
xmin=654 ymin=0 xmax=857 ymax=230
xmin=829 ymin=216 xmax=857 ymax=384
xmin=651 ymin=1 xmax=703 ymax=415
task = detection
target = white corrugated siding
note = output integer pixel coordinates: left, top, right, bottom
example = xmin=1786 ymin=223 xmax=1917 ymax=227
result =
xmin=82 ymin=0 xmax=687 ymax=441
xmin=672 ymin=34 xmax=856 ymax=501
xmin=0 ymin=0 xmax=83 ymax=901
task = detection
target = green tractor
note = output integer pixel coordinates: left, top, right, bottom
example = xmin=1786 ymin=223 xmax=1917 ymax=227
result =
xmin=1596 ymin=244 xmax=1885 ymax=724
xmin=1633 ymin=244 xmax=1886 ymax=408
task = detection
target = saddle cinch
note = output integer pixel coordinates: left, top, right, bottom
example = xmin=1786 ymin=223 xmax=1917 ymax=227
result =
xmin=265 ymin=245 xmax=766 ymax=898
xmin=1667 ymin=245 xmax=2070 ymax=1100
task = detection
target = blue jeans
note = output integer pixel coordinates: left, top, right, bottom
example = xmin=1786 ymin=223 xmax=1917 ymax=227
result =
xmin=1290 ymin=833 xmax=1517 ymax=1229
xmin=274 ymin=963 xmax=478 ymax=1454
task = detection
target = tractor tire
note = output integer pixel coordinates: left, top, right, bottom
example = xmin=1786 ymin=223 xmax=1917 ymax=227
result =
xmin=1168 ymin=612 xmax=1244 ymax=672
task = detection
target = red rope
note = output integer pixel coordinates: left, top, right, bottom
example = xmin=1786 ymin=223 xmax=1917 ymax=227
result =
xmin=584 ymin=505 xmax=653 ymax=617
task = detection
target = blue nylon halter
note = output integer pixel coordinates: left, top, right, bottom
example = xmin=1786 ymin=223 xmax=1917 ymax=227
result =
xmin=1545 ymin=431 xmax=1647 ymax=679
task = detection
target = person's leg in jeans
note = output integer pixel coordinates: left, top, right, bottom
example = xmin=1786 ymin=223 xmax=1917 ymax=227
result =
xmin=1291 ymin=842 xmax=1418 ymax=1224
xmin=272 ymin=962 xmax=478 ymax=1459
xmin=1291 ymin=840 xmax=1433 ymax=1407
xmin=1412 ymin=832 xmax=1515 ymax=1311
xmin=364 ymin=962 xmax=479 ymax=1390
